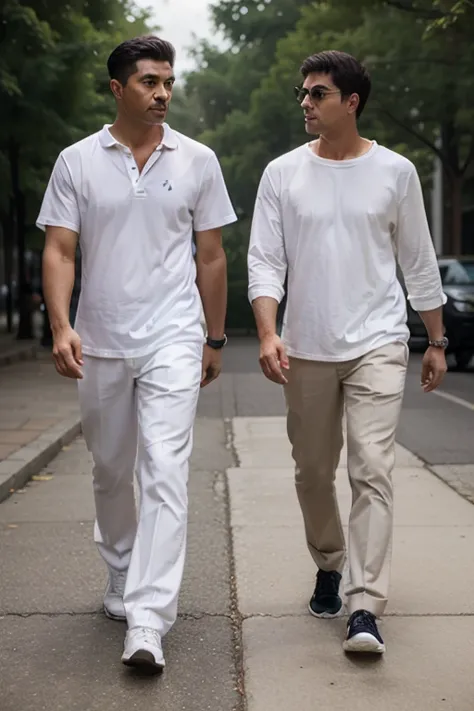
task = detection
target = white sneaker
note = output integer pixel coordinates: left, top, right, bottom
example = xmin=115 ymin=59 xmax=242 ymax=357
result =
xmin=122 ymin=627 xmax=165 ymax=673
xmin=103 ymin=569 xmax=127 ymax=621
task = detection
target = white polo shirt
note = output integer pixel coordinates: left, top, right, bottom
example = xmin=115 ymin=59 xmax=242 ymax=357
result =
xmin=248 ymin=142 xmax=446 ymax=362
xmin=37 ymin=124 xmax=237 ymax=358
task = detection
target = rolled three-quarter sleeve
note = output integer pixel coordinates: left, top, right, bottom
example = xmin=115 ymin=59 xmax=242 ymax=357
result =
xmin=395 ymin=165 xmax=446 ymax=312
xmin=36 ymin=154 xmax=81 ymax=234
xmin=248 ymin=168 xmax=287 ymax=304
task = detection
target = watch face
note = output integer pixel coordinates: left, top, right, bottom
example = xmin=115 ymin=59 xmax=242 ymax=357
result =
xmin=207 ymin=335 xmax=227 ymax=349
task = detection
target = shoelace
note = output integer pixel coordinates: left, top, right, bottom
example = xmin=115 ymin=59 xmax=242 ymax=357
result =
xmin=316 ymin=570 xmax=340 ymax=598
xmin=110 ymin=569 xmax=127 ymax=595
xmin=350 ymin=610 xmax=378 ymax=635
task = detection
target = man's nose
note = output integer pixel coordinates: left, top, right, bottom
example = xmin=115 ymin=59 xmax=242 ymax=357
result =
xmin=153 ymin=85 xmax=168 ymax=101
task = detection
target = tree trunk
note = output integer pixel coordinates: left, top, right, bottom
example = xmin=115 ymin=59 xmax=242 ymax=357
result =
xmin=448 ymin=172 xmax=463 ymax=257
xmin=8 ymin=139 xmax=34 ymax=340
xmin=1 ymin=207 xmax=14 ymax=333
xmin=441 ymin=120 xmax=463 ymax=256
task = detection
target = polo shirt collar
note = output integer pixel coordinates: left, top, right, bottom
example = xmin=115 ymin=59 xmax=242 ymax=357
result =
xmin=98 ymin=123 xmax=178 ymax=150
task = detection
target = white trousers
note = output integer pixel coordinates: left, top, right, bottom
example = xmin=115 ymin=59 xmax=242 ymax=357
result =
xmin=78 ymin=342 xmax=202 ymax=636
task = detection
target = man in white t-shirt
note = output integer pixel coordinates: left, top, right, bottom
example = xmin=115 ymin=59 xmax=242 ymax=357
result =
xmin=38 ymin=35 xmax=236 ymax=672
xmin=247 ymin=50 xmax=447 ymax=655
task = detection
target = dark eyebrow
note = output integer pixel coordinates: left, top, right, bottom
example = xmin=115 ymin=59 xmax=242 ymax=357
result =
xmin=141 ymin=73 xmax=175 ymax=83
xmin=309 ymin=83 xmax=332 ymax=91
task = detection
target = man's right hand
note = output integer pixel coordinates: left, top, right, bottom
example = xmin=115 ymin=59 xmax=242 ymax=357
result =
xmin=259 ymin=334 xmax=290 ymax=385
xmin=52 ymin=326 xmax=84 ymax=379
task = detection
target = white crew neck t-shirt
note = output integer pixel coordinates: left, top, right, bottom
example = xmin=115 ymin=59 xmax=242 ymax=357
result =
xmin=37 ymin=124 xmax=237 ymax=358
xmin=248 ymin=141 xmax=446 ymax=362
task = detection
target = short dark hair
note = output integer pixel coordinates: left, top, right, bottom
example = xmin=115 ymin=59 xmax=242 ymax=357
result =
xmin=300 ymin=50 xmax=371 ymax=118
xmin=107 ymin=35 xmax=176 ymax=86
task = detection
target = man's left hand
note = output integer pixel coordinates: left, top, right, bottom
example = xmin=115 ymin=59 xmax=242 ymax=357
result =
xmin=421 ymin=346 xmax=447 ymax=393
xmin=201 ymin=345 xmax=222 ymax=388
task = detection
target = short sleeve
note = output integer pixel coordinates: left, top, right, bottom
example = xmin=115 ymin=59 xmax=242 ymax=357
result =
xmin=193 ymin=152 xmax=237 ymax=232
xmin=36 ymin=154 xmax=80 ymax=234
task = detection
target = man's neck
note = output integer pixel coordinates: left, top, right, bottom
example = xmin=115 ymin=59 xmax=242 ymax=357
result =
xmin=109 ymin=117 xmax=164 ymax=151
xmin=311 ymin=129 xmax=372 ymax=161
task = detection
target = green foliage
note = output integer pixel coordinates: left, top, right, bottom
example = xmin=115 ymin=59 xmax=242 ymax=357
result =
xmin=175 ymin=0 xmax=474 ymax=326
xmin=0 ymin=0 xmax=154 ymax=229
xmin=0 ymin=0 xmax=155 ymax=336
xmin=3 ymin=0 xmax=474 ymax=331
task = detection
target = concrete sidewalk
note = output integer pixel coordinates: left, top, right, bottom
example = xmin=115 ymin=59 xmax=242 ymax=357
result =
xmin=0 ymin=334 xmax=37 ymax=367
xmin=0 ymin=353 xmax=80 ymax=501
xmin=1 ymin=339 xmax=474 ymax=710
xmin=0 ymin=420 xmax=239 ymax=711
xmin=229 ymin=416 xmax=474 ymax=711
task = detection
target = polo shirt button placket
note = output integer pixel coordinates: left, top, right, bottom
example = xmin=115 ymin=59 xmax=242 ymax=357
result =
xmin=125 ymin=150 xmax=145 ymax=197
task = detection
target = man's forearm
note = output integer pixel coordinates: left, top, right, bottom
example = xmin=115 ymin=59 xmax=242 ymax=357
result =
xmin=196 ymin=250 xmax=227 ymax=338
xmin=252 ymin=296 xmax=279 ymax=340
xmin=418 ymin=306 xmax=445 ymax=342
xmin=42 ymin=245 xmax=75 ymax=334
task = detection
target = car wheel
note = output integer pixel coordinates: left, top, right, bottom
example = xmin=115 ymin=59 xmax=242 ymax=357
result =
xmin=453 ymin=350 xmax=473 ymax=370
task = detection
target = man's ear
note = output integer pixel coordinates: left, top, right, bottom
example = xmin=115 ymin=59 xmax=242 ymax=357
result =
xmin=110 ymin=79 xmax=124 ymax=100
xmin=347 ymin=92 xmax=360 ymax=116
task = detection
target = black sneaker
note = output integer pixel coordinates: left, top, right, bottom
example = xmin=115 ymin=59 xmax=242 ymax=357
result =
xmin=308 ymin=570 xmax=343 ymax=618
xmin=343 ymin=610 xmax=385 ymax=654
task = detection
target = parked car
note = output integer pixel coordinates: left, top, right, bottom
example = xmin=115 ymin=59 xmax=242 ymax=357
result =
xmin=405 ymin=256 xmax=474 ymax=369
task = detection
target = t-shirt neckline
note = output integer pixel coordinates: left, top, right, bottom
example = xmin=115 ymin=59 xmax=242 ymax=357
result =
xmin=305 ymin=140 xmax=378 ymax=167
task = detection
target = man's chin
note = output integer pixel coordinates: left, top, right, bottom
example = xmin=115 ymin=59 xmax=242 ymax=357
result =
xmin=304 ymin=121 xmax=319 ymax=136
xmin=145 ymin=111 xmax=167 ymax=126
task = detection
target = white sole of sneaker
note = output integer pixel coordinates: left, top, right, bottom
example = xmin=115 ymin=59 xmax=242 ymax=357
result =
xmin=122 ymin=650 xmax=165 ymax=674
xmin=343 ymin=632 xmax=385 ymax=654
xmin=308 ymin=603 xmax=345 ymax=620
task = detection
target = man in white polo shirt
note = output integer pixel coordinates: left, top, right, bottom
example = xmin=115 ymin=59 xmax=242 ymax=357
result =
xmin=38 ymin=35 xmax=236 ymax=672
xmin=248 ymin=50 xmax=447 ymax=655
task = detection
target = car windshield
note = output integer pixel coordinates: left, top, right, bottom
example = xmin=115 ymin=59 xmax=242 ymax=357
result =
xmin=439 ymin=261 xmax=474 ymax=285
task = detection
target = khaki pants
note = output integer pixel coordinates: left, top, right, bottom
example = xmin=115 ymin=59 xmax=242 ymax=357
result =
xmin=284 ymin=342 xmax=408 ymax=617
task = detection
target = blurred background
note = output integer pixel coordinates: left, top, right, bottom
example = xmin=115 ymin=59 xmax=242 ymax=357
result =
xmin=1 ymin=0 xmax=474 ymax=354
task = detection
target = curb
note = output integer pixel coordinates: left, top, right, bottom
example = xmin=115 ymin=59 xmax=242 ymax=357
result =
xmin=0 ymin=414 xmax=82 ymax=504
xmin=0 ymin=342 xmax=38 ymax=368
xmin=426 ymin=463 xmax=474 ymax=508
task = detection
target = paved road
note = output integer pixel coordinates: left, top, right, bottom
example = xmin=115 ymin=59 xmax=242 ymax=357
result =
xmin=215 ymin=338 xmax=474 ymax=502
xmin=1 ymin=337 xmax=473 ymax=710
xmin=218 ymin=338 xmax=474 ymax=464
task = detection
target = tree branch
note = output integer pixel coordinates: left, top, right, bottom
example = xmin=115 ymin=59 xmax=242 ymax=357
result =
xmin=461 ymin=135 xmax=474 ymax=174
xmin=375 ymin=104 xmax=449 ymax=165
xmin=384 ymin=0 xmax=446 ymax=19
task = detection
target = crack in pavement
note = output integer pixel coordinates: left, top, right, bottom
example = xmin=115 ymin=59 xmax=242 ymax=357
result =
xmin=223 ymin=417 xmax=246 ymax=711
xmin=241 ymin=612 xmax=474 ymax=620
xmin=0 ymin=611 xmax=235 ymax=620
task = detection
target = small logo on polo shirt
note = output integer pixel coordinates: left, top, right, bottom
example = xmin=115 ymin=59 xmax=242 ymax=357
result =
xmin=162 ymin=180 xmax=173 ymax=192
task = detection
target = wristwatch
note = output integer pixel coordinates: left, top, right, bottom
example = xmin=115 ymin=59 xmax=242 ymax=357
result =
xmin=206 ymin=335 xmax=227 ymax=350
xmin=429 ymin=337 xmax=449 ymax=349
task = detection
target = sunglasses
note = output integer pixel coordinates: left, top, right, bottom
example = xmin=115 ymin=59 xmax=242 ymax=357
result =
xmin=293 ymin=86 xmax=341 ymax=104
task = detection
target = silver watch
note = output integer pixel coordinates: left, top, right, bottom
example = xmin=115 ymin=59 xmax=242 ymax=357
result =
xmin=428 ymin=337 xmax=449 ymax=349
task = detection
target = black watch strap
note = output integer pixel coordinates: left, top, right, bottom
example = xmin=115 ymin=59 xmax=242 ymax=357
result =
xmin=206 ymin=335 xmax=227 ymax=349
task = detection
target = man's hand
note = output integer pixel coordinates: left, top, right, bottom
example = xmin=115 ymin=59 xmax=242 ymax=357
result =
xmin=52 ymin=326 xmax=84 ymax=379
xmin=259 ymin=334 xmax=289 ymax=385
xmin=421 ymin=346 xmax=447 ymax=393
xmin=201 ymin=345 xmax=222 ymax=388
